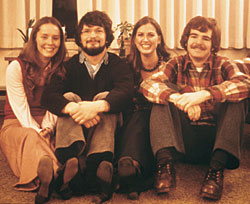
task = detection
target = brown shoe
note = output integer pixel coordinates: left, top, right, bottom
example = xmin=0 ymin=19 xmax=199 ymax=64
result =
xmin=118 ymin=156 xmax=141 ymax=177
xmin=35 ymin=156 xmax=54 ymax=204
xmin=55 ymin=157 xmax=79 ymax=200
xmin=200 ymin=168 xmax=224 ymax=200
xmin=118 ymin=156 xmax=141 ymax=200
xmin=154 ymin=161 xmax=176 ymax=194
xmin=92 ymin=161 xmax=113 ymax=204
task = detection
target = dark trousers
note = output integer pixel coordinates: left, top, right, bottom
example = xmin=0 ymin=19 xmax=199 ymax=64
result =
xmin=116 ymin=109 xmax=154 ymax=177
xmin=246 ymin=99 xmax=250 ymax=124
xmin=150 ymin=99 xmax=248 ymax=169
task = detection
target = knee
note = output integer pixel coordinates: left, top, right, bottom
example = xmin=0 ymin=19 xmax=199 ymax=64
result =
xmin=215 ymin=100 xmax=249 ymax=120
xmin=100 ymin=112 xmax=119 ymax=124
xmin=151 ymin=103 xmax=171 ymax=118
xmin=23 ymin=128 xmax=42 ymax=143
xmin=152 ymin=104 xmax=165 ymax=113
xmin=226 ymin=100 xmax=248 ymax=114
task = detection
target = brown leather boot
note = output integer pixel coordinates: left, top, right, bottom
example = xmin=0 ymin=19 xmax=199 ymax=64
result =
xmin=154 ymin=160 xmax=176 ymax=194
xmin=200 ymin=168 xmax=224 ymax=200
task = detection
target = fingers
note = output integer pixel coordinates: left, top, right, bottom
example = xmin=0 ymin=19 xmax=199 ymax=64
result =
xmin=64 ymin=102 xmax=79 ymax=114
xmin=172 ymin=94 xmax=190 ymax=111
xmin=172 ymin=93 xmax=203 ymax=121
xmin=39 ymin=127 xmax=53 ymax=138
xmin=71 ymin=112 xmax=86 ymax=123
xmin=74 ymin=114 xmax=100 ymax=125
xmin=176 ymin=101 xmax=189 ymax=112
xmin=70 ymin=109 xmax=98 ymax=124
xmin=174 ymin=92 xmax=201 ymax=111
xmin=83 ymin=121 xmax=94 ymax=128
xmin=184 ymin=102 xmax=192 ymax=113
xmin=80 ymin=115 xmax=101 ymax=128
xmin=187 ymin=105 xmax=201 ymax=121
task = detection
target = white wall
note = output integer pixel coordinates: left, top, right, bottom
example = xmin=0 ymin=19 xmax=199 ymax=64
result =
xmin=0 ymin=49 xmax=21 ymax=90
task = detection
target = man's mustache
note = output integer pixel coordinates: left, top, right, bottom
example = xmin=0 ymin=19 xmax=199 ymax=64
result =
xmin=190 ymin=43 xmax=206 ymax=50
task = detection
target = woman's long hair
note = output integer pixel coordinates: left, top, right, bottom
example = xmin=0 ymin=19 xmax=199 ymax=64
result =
xmin=128 ymin=16 xmax=170 ymax=72
xmin=18 ymin=16 xmax=67 ymax=97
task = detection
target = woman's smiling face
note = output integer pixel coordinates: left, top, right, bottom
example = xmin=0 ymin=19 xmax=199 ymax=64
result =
xmin=36 ymin=23 xmax=61 ymax=64
xmin=134 ymin=23 xmax=161 ymax=57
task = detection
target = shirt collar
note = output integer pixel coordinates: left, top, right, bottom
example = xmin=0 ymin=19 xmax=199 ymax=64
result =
xmin=79 ymin=51 xmax=109 ymax=65
xmin=183 ymin=54 xmax=213 ymax=71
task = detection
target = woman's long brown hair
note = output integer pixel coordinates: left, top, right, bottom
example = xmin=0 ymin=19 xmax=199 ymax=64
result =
xmin=128 ymin=16 xmax=170 ymax=73
xmin=18 ymin=16 xmax=67 ymax=97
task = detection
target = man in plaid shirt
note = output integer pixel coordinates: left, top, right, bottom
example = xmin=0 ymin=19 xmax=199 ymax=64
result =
xmin=140 ymin=16 xmax=250 ymax=200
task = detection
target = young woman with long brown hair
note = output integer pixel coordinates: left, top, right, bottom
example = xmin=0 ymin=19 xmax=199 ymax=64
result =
xmin=0 ymin=16 xmax=67 ymax=204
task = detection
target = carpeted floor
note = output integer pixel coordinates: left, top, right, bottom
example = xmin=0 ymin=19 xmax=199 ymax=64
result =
xmin=0 ymin=116 xmax=250 ymax=204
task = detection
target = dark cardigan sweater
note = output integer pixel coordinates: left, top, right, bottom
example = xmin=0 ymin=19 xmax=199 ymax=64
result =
xmin=41 ymin=52 xmax=134 ymax=116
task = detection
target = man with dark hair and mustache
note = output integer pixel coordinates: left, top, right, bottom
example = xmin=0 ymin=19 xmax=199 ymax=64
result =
xmin=140 ymin=16 xmax=250 ymax=201
xmin=41 ymin=10 xmax=133 ymax=203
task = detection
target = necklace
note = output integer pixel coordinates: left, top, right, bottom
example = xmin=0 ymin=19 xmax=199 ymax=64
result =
xmin=140 ymin=59 xmax=161 ymax=72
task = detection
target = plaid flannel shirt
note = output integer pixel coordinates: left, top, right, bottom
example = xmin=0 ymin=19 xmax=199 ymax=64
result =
xmin=140 ymin=54 xmax=250 ymax=124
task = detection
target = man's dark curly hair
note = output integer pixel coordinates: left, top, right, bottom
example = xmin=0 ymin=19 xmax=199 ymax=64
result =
xmin=75 ymin=10 xmax=114 ymax=49
xmin=180 ymin=16 xmax=221 ymax=55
